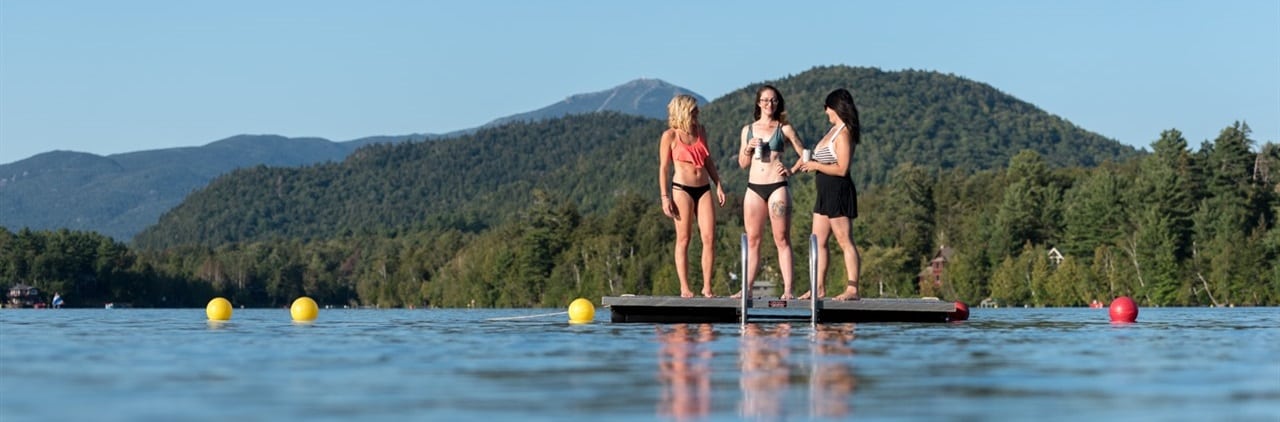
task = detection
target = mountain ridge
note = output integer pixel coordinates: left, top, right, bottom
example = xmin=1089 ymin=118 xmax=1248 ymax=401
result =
xmin=0 ymin=78 xmax=703 ymax=240
xmin=441 ymin=78 xmax=707 ymax=137
xmin=131 ymin=65 xmax=1141 ymax=249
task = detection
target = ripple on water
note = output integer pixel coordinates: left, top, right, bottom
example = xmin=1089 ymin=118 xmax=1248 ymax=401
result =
xmin=1 ymin=307 xmax=1277 ymax=420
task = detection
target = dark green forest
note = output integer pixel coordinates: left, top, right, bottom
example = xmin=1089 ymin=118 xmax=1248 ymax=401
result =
xmin=133 ymin=66 xmax=1137 ymax=250
xmin=4 ymin=66 xmax=1276 ymax=308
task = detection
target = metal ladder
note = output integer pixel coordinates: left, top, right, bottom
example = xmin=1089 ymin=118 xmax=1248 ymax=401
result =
xmin=739 ymin=233 xmax=819 ymax=328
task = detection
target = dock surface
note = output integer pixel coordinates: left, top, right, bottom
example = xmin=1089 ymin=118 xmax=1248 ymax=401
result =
xmin=602 ymin=295 xmax=955 ymax=323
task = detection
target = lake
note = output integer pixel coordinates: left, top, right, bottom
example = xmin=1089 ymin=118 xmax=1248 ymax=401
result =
xmin=1 ymin=306 xmax=1277 ymax=421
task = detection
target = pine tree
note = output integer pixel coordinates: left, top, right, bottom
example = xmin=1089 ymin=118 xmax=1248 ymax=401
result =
xmin=993 ymin=151 xmax=1057 ymax=258
xmin=1191 ymin=123 xmax=1266 ymax=306
xmin=939 ymin=250 xmax=986 ymax=304
xmin=849 ymin=245 xmax=905 ymax=298
xmin=1129 ymin=208 xmax=1181 ymax=305
xmin=994 ymin=180 xmax=1038 ymax=259
xmin=1205 ymin=123 xmax=1255 ymax=234
xmin=1027 ymin=244 xmax=1052 ymax=307
xmin=1046 ymin=256 xmax=1088 ymax=306
xmin=1062 ymin=171 xmax=1126 ymax=258
xmin=988 ymin=255 xmax=1029 ymax=306
xmin=1143 ymin=129 xmax=1197 ymax=260
xmin=878 ymin=163 xmax=936 ymax=264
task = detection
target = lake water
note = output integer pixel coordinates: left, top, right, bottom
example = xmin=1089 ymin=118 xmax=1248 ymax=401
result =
xmin=1 ymin=306 xmax=1277 ymax=421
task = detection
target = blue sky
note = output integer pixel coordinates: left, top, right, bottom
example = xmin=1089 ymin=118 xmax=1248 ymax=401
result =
xmin=1 ymin=0 xmax=1277 ymax=164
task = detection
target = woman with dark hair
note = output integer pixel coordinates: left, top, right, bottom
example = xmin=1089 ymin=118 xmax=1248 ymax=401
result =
xmin=659 ymin=95 xmax=726 ymax=298
xmin=733 ymin=85 xmax=806 ymax=299
xmin=797 ymin=88 xmax=861 ymax=300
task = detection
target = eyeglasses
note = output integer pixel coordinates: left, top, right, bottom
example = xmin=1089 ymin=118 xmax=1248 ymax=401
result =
xmin=758 ymin=98 xmax=779 ymax=104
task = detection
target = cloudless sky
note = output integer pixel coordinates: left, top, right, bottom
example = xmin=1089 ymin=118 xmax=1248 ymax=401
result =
xmin=1 ymin=0 xmax=1277 ymax=164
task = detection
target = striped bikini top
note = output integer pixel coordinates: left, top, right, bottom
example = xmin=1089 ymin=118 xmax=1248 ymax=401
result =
xmin=812 ymin=124 xmax=846 ymax=164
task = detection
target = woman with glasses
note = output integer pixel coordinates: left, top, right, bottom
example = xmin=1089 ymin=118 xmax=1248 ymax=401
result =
xmin=733 ymin=85 xmax=805 ymax=299
xmin=659 ymin=95 xmax=727 ymax=298
xmin=796 ymin=88 xmax=861 ymax=301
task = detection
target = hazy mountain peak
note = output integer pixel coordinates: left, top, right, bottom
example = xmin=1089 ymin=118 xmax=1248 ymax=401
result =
xmin=483 ymin=78 xmax=706 ymax=128
xmin=0 ymin=150 xmax=122 ymax=176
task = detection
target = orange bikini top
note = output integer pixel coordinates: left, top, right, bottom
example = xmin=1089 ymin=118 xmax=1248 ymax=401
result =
xmin=671 ymin=131 xmax=710 ymax=168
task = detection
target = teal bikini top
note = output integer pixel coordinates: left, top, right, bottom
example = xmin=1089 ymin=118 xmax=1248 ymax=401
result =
xmin=747 ymin=123 xmax=785 ymax=154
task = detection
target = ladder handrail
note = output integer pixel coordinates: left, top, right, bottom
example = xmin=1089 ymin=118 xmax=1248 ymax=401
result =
xmin=740 ymin=233 xmax=748 ymax=328
xmin=810 ymin=233 xmax=818 ymax=327
xmin=740 ymin=232 xmax=822 ymax=326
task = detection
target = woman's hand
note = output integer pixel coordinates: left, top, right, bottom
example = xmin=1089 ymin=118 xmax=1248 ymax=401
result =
xmin=715 ymin=185 xmax=726 ymax=207
xmin=775 ymin=160 xmax=791 ymax=177
xmin=661 ymin=197 xmax=676 ymax=219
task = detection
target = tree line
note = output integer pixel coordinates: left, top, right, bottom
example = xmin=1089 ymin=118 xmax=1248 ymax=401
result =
xmin=132 ymin=66 xmax=1137 ymax=250
xmin=3 ymin=122 xmax=1275 ymax=308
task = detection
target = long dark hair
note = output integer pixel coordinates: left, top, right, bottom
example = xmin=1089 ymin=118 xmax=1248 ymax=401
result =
xmin=824 ymin=88 xmax=860 ymax=145
xmin=753 ymin=85 xmax=788 ymax=124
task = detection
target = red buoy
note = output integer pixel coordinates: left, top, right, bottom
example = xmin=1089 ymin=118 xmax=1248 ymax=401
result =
xmin=1109 ymin=296 xmax=1138 ymax=323
xmin=949 ymin=301 xmax=969 ymax=321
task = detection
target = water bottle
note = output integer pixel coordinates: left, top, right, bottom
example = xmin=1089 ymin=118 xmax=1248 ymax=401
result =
xmin=753 ymin=139 xmax=763 ymax=160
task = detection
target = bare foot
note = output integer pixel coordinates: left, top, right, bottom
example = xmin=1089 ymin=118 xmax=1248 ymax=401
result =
xmin=702 ymin=287 xmax=715 ymax=298
xmin=780 ymin=293 xmax=795 ymax=300
xmin=680 ymin=289 xmax=695 ymax=298
xmin=730 ymin=290 xmax=742 ymax=299
xmin=833 ymin=284 xmax=860 ymax=301
xmin=798 ymin=291 xmax=824 ymax=300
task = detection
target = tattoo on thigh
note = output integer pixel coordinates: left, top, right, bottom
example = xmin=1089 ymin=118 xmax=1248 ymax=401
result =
xmin=769 ymin=199 xmax=790 ymax=218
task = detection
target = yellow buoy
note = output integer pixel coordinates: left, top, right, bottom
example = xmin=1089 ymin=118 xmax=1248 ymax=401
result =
xmin=568 ymin=298 xmax=595 ymax=324
xmin=206 ymin=297 xmax=233 ymax=321
xmin=291 ymin=296 xmax=319 ymax=322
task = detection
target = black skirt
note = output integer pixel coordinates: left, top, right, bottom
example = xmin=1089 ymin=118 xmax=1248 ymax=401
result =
xmin=813 ymin=172 xmax=857 ymax=218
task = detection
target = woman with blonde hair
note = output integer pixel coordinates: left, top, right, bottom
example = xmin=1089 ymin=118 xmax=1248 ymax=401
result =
xmin=658 ymin=95 xmax=726 ymax=298
xmin=734 ymin=85 xmax=805 ymax=299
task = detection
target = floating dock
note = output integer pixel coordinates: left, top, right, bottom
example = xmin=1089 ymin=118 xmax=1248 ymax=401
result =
xmin=602 ymin=295 xmax=955 ymax=323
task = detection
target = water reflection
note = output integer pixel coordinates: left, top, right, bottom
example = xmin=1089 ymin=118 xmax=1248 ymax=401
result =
xmin=656 ymin=322 xmax=860 ymax=421
xmin=657 ymin=324 xmax=715 ymax=421
xmin=739 ymin=323 xmax=792 ymax=419
xmin=811 ymin=323 xmax=858 ymax=418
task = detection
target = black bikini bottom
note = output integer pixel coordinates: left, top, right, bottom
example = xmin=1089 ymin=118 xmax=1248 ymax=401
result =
xmin=672 ymin=182 xmax=710 ymax=203
xmin=747 ymin=181 xmax=788 ymax=200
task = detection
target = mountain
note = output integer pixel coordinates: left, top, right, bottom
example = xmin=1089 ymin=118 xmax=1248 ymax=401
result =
xmin=483 ymin=78 xmax=706 ymax=127
xmin=698 ymin=66 xmax=1139 ymax=185
xmin=0 ymin=136 xmax=354 ymax=240
xmin=0 ymin=79 xmax=702 ymax=240
xmin=436 ymin=78 xmax=706 ymax=137
xmin=132 ymin=65 xmax=1140 ymax=250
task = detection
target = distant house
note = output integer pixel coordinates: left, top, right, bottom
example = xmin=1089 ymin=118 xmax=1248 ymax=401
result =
xmin=6 ymin=284 xmax=43 ymax=308
xmin=1047 ymin=247 xmax=1064 ymax=266
xmin=917 ymin=246 xmax=955 ymax=292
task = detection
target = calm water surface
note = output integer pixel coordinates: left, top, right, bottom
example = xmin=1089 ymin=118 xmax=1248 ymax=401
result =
xmin=1 ymin=307 xmax=1277 ymax=421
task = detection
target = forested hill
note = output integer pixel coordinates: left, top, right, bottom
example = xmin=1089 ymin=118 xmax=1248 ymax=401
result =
xmin=0 ymin=79 xmax=701 ymax=241
xmin=0 ymin=135 xmax=363 ymax=240
xmin=698 ymin=66 xmax=1139 ymax=186
xmin=133 ymin=65 xmax=1140 ymax=249
xmin=132 ymin=113 xmax=665 ymax=249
